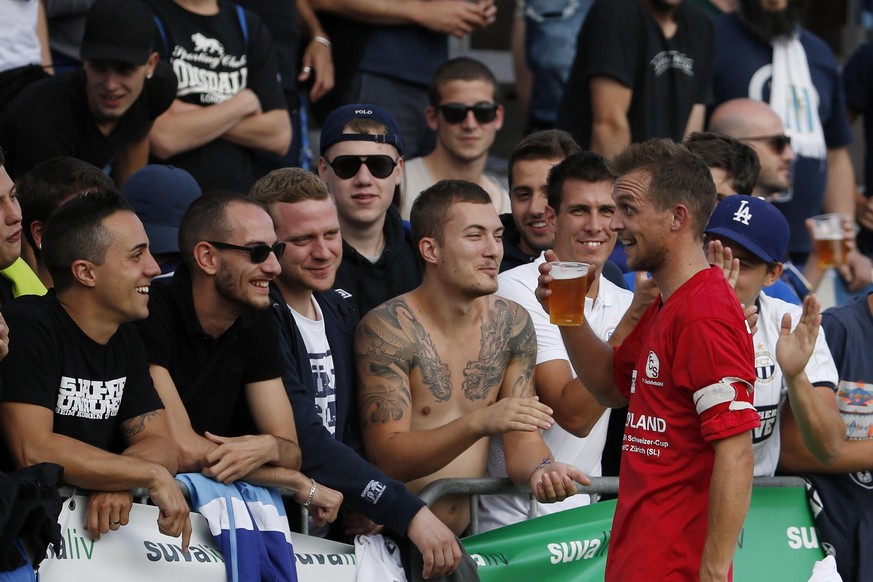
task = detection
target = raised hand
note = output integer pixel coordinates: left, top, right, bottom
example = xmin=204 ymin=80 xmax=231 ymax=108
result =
xmin=775 ymin=294 xmax=821 ymax=380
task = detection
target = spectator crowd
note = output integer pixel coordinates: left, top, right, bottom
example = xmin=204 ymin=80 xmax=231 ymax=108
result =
xmin=2 ymin=0 xmax=873 ymax=581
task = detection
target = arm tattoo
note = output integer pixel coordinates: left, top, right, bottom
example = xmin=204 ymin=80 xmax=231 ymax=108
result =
xmin=359 ymin=383 xmax=410 ymax=427
xmin=462 ymin=299 xmax=514 ymax=400
xmin=507 ymin=305 xmax=537 ymax=398
xmin=121 ymin=410 xmax=158 ymax=437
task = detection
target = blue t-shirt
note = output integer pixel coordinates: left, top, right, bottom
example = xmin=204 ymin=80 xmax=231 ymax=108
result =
xmin=712 ymin=14 xmax=853 ymax=260
xmin=821 ymin=293 xmax=873 ymax=386
xmin=359 ymin=25 xmax=447 ymax=87
xmin=843 ymin=41 xmax=873 ymax=257
xmin=844 ymin=41 xmax=873 ymax=187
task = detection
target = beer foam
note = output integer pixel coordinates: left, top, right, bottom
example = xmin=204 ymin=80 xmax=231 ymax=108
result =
xmin=551 ymin=265 xmax=587 ymax=280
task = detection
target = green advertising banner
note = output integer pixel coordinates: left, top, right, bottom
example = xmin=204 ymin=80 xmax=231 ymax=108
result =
xmin=463 ymin=487 xmax=824 ymax=581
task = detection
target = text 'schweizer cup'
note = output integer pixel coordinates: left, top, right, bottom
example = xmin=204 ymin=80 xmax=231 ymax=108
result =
xmin=810 ymin=213 xmax=849 ymax=268
xmin=549 ymin=262 xmax=589 ymax=326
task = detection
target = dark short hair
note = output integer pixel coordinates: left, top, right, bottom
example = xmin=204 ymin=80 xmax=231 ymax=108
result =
xmin=428 ymin=57 xmax=499 ymax=106
xmin=609 ymin=139 xmax=716 ymax=239
xmin=508 ymin=130 xmax=581 ymax=191
xmin=411 ymin=179 xmax=492 ymax=249
xmin=178 ymin=191 xmax=267 ymax=272
xmin=685 ymin=132 xmax=760 ymax=195
xmin=42 ymin=189 xmax=133 ymax=292
xmin=547 ymin=152 xmax=613 ymax=214
xmin=16 ymin=157 xmax=113 ymax=260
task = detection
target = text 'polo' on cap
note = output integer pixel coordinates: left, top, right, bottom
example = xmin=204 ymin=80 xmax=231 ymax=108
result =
xmin=319 ymin=104 xmax=404 ymax=157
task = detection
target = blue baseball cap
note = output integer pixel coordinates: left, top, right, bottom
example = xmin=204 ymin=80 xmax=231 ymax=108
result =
xmin=319 ymin=104 xmax=403 ymax=157
xmin=705 ymin=195 xmax=789 ymax=264
xmin=122 ymin=165 xmax=202 ymax=254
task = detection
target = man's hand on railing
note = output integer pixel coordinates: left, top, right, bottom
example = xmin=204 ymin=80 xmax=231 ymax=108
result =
xmin=86 ymin=490 xmax=133 ymax=540
xmin=529 ymin=462 xmax=590 ymax=504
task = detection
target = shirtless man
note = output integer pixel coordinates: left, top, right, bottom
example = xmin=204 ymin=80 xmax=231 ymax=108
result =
xmin=355 ymin=179 xmax=587 ymax=534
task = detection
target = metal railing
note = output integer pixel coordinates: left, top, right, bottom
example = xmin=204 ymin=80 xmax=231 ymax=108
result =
xmin=63 ymin=475 xmax=808 ymax=537
xmin=418 ymin=476 xmax=808 ymax=535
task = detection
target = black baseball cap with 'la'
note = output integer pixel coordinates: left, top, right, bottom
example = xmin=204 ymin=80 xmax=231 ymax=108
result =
xmin=80 ymin=0 xmax=157 ymax=66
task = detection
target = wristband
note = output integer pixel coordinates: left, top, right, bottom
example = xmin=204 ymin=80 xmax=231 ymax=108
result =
xmin=312 ymin=36 xmax=332 ymax=48
xmin=303 ymin=478 xmax=317 ymax=508
xmin=529 ymin=455 xmax=553 ymax=480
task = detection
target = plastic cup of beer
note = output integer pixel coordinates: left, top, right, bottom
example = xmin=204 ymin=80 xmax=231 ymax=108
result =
xmin=549 ymin=261 xmax=589 ymax=326
xmin=810 ymin=213 xmax=849 ymax=268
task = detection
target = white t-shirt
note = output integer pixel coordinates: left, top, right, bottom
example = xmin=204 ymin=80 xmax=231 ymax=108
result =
xmin=289 ymin=299 xmax=338 ymax=437
xmin=478 ymin=253 xmax=633 ymax=532
xmin=0 ymin=0 xmax=42 ymax=72
xmin=750 ymin=292 xmax=839 ymax=476
xmin=399 ymin=156 xmax=510 ymax=220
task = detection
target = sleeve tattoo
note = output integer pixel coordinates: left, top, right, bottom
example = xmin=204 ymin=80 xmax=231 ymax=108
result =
xmin=505 ymin=303 xmax=537 ymax=398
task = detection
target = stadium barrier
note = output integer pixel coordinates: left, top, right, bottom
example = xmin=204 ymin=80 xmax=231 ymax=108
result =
xmin=40 ymin=476 xmax=822 ymax=581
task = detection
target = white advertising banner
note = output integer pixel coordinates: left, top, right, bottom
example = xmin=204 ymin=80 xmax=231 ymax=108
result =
xmin=37 ymin=496 xmax=356 ymax=582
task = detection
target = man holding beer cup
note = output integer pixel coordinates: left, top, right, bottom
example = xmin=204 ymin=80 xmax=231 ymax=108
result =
xmin=478 ymin=152 xmax=636 ymax=531
xmin=537 ymin=140 xmax=760 ymax=582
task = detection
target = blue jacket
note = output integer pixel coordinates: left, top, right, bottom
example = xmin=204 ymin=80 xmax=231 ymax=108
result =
xmin=269 ymin=284 xmax=425 ymax=535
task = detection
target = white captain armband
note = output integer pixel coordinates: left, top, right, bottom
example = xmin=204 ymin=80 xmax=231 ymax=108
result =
xmin=693 ymin=377 xmax=755 ymax=415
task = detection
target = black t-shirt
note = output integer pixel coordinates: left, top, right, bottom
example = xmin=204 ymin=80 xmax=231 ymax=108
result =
xmin=147 ymin=0 xmax=287 ymax=193
xmin=0 ymin=63 xmax=176 ymax=181
xmin=0 ymin=292 xmax=163 ymax=471
xmin=136 ymin=267 xmax=283 ymax=436
xmin=234 ymin=0 xmax=298 ymax=93
xmin=332 ymin=205 xmax=421 ymax=316
xmin=557 ymin=0 xmax=714 ymax=149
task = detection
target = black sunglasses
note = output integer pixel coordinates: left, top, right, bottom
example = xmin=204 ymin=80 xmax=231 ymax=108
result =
xmin=741 ymin=134 xmax=792 ymax=154
xmin=208 ymin=241 xmax=286 ymax=263
xmin=326 ymin=155 xmax=398 ymax=179
xmin=437 ymin=102 xmax=500 ymax=124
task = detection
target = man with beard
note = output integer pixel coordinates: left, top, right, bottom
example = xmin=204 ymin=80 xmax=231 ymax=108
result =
xmin=557 ymin=0 xmax=715 ymax=157
xmin=355 ymin=179 xmax=588 ymax=536
xmin=712 ymin=0 xmax=858 ymax=269
xmin=537 ymin=140 xmax=760 ymax=581
xmin=136 ymin=192 xmax=342 ymax=522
